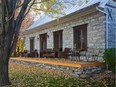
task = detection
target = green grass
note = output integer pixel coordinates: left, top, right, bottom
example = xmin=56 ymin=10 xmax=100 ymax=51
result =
xmin=5 ymin=62 xmax=115 ymax=87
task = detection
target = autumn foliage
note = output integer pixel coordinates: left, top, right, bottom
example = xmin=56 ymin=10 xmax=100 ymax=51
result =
xmin=15 ymin=37 xmax=26 ymax=56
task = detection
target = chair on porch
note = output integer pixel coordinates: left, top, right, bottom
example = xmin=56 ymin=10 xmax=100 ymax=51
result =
xmin=63 ymin=48 xmax=72 ymax=58
xmin=40 ymin=50 xmax=47 ymax=58
xmin=52 ymin=48 xmax=64 ymax=58
xmin=55 ymin=48 xmax=73 ymax=58
xmin=86 ymin=48 xmax=100 ymax=62
xmin=91 ymin=48 xmax=100 ymax=61
xmin=42 ymin=49 xmax=56 ymax=58
xmin=71 ymin=48 xmax=86 ymax=61
xmin=23 ymin=50 xmax=30 ymax=57
xmin=70 ymin=49 xmax=80 ymax=61
xmin=79 ymin=49 xmax=87 ymax=61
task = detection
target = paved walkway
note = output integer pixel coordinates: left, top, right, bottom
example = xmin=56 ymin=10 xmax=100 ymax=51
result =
xmin=10 ymin=57 xmax=105 ymax=68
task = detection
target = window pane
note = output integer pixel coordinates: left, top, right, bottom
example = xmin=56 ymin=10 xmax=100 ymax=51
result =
xmin=73 ymin=24 xmax=87 ymax=50
xmin=40 ymin=33 xmax=47 ymax=50
xmin=30 ymin=37 xmax=34 ymax=52
xmin=53 ymin=30 xmax=63 ymax=50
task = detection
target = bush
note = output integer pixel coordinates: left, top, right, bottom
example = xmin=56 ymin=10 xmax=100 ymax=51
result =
xmin=10 ymin=53 xmax=15 ymax=57
xmin=103 ymin=48 xmax=116 ymax=73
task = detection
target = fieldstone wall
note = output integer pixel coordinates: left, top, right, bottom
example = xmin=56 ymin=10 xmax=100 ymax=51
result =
xmin=10 ymin=59 xmax=105 ymax=78
xmin=25 ymin=11 xmax=105 ymax=57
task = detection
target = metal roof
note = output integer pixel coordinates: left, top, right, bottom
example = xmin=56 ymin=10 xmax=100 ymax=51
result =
xmin=28 ymin=0 xmax=109 ymax=30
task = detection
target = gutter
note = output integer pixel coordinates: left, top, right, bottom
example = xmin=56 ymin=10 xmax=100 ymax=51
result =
xmin=96 ymin=7 xmax=108 ymax=48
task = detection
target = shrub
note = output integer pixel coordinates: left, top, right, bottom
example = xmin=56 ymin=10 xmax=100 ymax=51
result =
xmin=103 ymin=48 xmax=116 ymax=73
xmin=10 ymin=53 xmax=15 ymax=57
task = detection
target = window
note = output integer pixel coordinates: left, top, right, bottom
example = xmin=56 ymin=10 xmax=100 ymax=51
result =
xmin=53 ymin=30 xmax=63 ymax=50
xmin=73 ymin=24 xmax=87 ymax=50
xmin=30 ymin=37 xmax=35 ymax=52
xmin=40 ymin=33 xmax=47 ymax=50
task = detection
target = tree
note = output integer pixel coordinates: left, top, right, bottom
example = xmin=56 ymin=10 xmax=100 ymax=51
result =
xmin=14 ymin=12 xmax=34 ymax=57
xmin=0 ymin=0 xmax=75 ymax=86
xmin=15 ymin=37 xmax=26 ymax=56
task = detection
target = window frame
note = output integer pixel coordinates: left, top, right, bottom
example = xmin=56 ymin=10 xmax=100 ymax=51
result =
xmin=40 ymin=33 xmax=47 ymax=50
xmin=30 ymin=37 xmax=35 ymax=52
xmin=73 ymin=24 xmax=87 ymax=50
xmin=53 ymin=30 xmax=63 ymax=50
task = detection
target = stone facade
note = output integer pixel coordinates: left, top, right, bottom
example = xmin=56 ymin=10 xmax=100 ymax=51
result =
xmin=25 ymin=11 xmax=105 ymax=54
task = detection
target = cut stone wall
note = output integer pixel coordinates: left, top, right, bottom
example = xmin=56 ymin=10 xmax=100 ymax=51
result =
xmin=25 ymin=11 xmax=105 ymax=55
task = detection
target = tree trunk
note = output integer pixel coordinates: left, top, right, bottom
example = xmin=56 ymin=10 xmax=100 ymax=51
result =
xmin=0 ymin=0 xmax=34 ymax=86
xmin=0 ymin=47 xmax=11 ymax=86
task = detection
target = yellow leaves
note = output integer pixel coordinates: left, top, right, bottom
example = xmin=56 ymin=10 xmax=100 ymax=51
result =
xmin=16 ymin=37 xmax=26 ymax=53
xmin=8 ymin=62 xmax=78 ymax=87
xmin=7 ymin=62 xmax=115 ymax=87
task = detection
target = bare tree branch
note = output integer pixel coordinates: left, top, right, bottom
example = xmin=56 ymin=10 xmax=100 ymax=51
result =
xmin=23 ymin=0 xmax=36 ymax=19
xmin=10 ymin=0 xmax=34 ymax=53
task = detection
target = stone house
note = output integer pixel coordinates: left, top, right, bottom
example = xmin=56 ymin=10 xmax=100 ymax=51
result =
xmin=24 ymin=0 xmax=116 ymax=58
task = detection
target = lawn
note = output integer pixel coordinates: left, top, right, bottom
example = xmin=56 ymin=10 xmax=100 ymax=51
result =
xmin=5 ymin=62 xmax=115 ymax=87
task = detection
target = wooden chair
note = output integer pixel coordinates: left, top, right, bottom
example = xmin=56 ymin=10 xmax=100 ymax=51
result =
xmin=23 ymin=50 xmax=30 ymax=57
xmin=73 ymin=48 xmax=86 ymax=61
xmin=69 ymin=48 xmax=83 ymax=61
xmin=92 ymin=48 xmax=100 ymax=61
xmin=79 ymin=50 xmax=87 ymax=61
xmin=52 ymin=48 xmax=64 ymax=58
xmin=85 ymin=48 xmax=93 ymax=61
xmin=40 ymin=50 xmax=47 ymax=58
xmin=42 ymin=49 xmax=55 ymax=58
xmin=63 ymin=48 xmax=72 ymax=58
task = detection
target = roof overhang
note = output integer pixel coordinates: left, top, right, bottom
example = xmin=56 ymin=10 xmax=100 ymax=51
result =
xmin=24 ymin=3 xmax=100 ymax=35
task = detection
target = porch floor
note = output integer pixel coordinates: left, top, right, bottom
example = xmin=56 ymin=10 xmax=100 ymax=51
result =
xmin=10 ymin=57 xmax=105 ymax=68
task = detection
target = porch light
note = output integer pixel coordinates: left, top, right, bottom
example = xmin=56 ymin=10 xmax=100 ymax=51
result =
xmin=47 ymin=35 xmax=49 ymax=38
xmin=37 ymin=36 xmax=39 ymax=39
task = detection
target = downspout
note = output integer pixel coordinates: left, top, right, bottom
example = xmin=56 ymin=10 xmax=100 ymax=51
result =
xmin=96 ymin=7 xmax=108 ymax=48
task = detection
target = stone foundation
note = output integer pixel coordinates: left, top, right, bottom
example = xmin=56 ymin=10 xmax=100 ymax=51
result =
xmin=10 ymin=59 xmax=105 ymax=78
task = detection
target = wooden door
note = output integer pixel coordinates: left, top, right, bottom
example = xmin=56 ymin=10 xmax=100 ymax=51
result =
xmin=30 ymin=37 xmax=35 ymax=52
xmin=40 ymin=33 xmax=47 ymax=50
xmin=53 ymin=30 xmax=63 ymax=51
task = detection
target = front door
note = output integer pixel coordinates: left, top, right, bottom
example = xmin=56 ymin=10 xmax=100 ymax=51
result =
xmin=53 ymin=30 xmax=63 ymax=51
xmin=40 ymin=33 xmax=47 ymax=50
xmin=30 ymin=37 xmax=35 ymax=52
